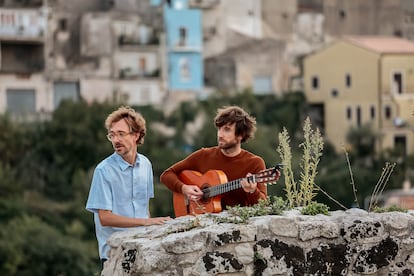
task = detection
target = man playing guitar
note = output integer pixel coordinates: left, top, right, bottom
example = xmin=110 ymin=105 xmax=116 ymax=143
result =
xmin=160 ymin=106 xmax=281 ymax=217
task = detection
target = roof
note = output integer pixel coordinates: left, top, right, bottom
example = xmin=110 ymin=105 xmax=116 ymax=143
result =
xmin=344 ymin=35 xmax=414 ymax=54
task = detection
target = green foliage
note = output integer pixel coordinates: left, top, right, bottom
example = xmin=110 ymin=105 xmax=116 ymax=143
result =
xmin=0 ymin=115 xmax=32 ymax=167
xmin=17 ymin=100 xmax=114 ymax=199
xmin=371 ymin=204 xmax=407 ymax=213
xmin=300 ymin=202 xmax=330 ymax=216
xmin=0 ymin=215 xmax=98 ymax=276
xmin=0 ymin=91 xmax=410 ymax=273
xmin=151 ymin=182 xmax=175 ymax=218
xmin=346 ymin=123 xmax=379 ymax=157
xmin=0 ymin=162 xmax=22 ymax=197
xmin=217 ymin=196 xmax=288 ymax=223
xmin=0 ymin=197 xmax=25 ymax=222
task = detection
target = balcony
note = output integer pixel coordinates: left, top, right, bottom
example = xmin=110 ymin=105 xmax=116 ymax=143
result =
xmin=188 ymin=0 xmax=220 ymax=9
xmin=0 ymin=8 xmax=47 ymax=43
xmin=0 ymin=42 xmax=44 ymax=73
xmin=119 ymin=67 xmax=160 ymax=79
xmin=118 ymin=33 xmax=159 ymax=47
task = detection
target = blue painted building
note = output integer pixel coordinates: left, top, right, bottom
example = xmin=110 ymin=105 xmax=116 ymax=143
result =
xmin=152 ymin=0 xmax=204 ymax=92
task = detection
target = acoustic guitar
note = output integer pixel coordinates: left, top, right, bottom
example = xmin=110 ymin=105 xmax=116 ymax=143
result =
xmin=173 ymin=165 xmax=282 ymax=217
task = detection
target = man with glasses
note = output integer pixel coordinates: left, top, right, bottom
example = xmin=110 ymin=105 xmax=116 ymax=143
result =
xmin=86 ymin=106 xmax=171 ymax=269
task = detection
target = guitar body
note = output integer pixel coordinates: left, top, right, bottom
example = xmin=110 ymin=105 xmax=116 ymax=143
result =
xmin=172 ymin=165 xmax=282 ymax=217
xmin=174 ymin=170 xmax=228 ymax=217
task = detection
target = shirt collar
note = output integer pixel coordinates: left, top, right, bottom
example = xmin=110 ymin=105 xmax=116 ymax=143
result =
xmin=113 ymin=152 xmax=140 ymax=171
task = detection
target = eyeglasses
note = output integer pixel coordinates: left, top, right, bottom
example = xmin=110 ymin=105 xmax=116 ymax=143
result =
xmin=107 ymin=131 xmax=133 ymax=141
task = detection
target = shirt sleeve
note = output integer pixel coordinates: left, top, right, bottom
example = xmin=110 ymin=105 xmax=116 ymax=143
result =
xmin=148 ymin=161 xmax=154 ymax=199
xmin=85 ymin=166 xmax=113 ymax=213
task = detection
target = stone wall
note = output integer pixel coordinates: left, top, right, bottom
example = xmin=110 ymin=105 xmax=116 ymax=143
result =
xmin=102 ymin=208 xmax=414 ymax=275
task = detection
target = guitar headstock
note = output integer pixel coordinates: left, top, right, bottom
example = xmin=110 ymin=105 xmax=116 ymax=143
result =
xmin=255 ymin=164 xmax=284 ymax=185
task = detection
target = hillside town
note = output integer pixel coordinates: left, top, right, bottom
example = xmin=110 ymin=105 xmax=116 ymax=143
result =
xmin=1 ymin=0 xmax=414 ymax=156
xmin=3 ymin=1 xmax=414 ymax=274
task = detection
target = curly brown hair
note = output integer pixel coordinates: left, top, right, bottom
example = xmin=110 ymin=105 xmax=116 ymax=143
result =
xmin=214 ymin=106 xmax=257 ymax=143
xmin=105 ymin=106 xmax=146 ymax=146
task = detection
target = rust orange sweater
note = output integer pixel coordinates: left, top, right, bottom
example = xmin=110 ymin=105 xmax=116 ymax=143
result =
xmin=160 ymin=146 xmax=267 ymax=209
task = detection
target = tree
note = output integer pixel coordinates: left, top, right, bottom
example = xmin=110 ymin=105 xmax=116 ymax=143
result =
xmin=0 ymin=216 xmax=98 ymax=275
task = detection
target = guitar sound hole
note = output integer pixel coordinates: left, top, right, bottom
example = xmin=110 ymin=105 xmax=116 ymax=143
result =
xmin=201 ymin=184 xmax=211 ymax=202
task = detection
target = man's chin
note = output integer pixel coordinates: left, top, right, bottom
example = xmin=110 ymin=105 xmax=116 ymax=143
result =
xmin=218 ymin=144 xmax=232 ymax=150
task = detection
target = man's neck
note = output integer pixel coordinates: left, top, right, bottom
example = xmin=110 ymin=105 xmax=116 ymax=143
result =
xmin=122 ymin=152 xmax=137 ymax=165
xmin=220 ymin=146 xmax=242 ymax=157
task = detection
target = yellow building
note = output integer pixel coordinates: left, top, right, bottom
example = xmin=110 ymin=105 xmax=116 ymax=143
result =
xmin=304 ymin=36 xmax=414 ymax=155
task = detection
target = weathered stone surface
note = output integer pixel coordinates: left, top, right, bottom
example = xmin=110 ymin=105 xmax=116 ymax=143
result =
xmin=102 ymin=209 xmax=414 ymax=275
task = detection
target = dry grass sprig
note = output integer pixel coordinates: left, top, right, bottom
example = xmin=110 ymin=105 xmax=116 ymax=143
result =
xmin=368 ymin=162 xmax=396 ymax=211
xmin=342 ymin=144 xmax=359 ymax=208
xmin=276 ymin=127 xmax=297 ymax=208
xmin=277 ymin=117 xmax=323 ymax=207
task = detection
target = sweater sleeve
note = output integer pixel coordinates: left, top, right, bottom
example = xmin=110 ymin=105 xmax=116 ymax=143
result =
xmin=245 ymin=156 xmax=267 ymax=205
xmin=160 ymin=148 xmax=205 ymax=193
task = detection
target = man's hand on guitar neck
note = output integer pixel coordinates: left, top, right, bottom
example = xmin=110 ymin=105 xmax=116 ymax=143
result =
xmin=182 ymin=184 xmax=204 ymax=201
xmin=241 ymin=173 xmax=258 ymax=194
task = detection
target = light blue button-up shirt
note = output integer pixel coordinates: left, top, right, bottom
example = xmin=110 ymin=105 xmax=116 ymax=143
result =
xmin=86 ymin=152 xmax=154 ymax=259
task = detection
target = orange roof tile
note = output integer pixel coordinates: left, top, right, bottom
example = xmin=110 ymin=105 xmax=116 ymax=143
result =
xmin=344 ymin=35 xmax=414 ymax=54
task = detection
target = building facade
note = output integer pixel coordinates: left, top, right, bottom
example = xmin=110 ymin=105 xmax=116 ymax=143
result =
xmin=0 ymin=0 xmax=166 ymax=118
xmin=304 ymin=36 xmax=414 ymax=155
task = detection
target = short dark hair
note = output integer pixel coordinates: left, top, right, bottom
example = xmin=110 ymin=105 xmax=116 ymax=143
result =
xmin=214 ymin=106 xmax=256 ymax=143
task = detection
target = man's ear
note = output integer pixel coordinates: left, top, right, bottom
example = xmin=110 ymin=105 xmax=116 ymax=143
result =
xmin=133 ymin=132 xmax=140 ymax=142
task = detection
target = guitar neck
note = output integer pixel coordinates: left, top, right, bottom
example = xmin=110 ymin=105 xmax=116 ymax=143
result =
xmin=203 ymin=175 xmax=256 ymax=198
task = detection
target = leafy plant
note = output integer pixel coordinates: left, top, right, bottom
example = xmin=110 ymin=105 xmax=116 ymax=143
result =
xmin=214 ymin=197 xmax=288 ymax=224
xmin=301 ymin=202 xmax=329 ymax=216
xmin=299 ymin=117 xmax=324 ymax=206
xmin=372 ymin=204 xmax=407 ymax=213
xmin=277 ymin=117 xmax=324 ymax=208
xmin=276 ymin=128 xmax=297 ymax=208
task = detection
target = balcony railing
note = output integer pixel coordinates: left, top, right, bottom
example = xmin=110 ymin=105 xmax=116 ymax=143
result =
xmin=119 ymin=68 xmax=160 ymax=79
xmin=118 ymin=34 xmax=159 ymax=46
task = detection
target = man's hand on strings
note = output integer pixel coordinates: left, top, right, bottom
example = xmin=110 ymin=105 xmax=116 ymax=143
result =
xmin=182 ymin=184 xmax=204 ymax=201
xmin=241 ymin=173 xmax=258 ymax=194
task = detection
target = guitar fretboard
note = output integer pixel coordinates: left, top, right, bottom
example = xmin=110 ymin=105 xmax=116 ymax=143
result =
xmin=203 ymin=175 xmax=256 ymax=198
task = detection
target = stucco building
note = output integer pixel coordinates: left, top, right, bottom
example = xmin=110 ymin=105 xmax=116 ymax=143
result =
xmin=304 ymin=36 xmax=414 ymax=155
xmin=0 ymin=0 xmax=165 ymax=118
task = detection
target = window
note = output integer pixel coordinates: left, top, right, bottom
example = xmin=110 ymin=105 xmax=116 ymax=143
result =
xmin=6 ymin=89 xmax=35 ymax=114
xmin=345 ymin=73 xmax=351 ymax=88
xmin=356 ymin=106 xmax=361 ymax=127
xmin=392 ymin=72 xmax=403 ymax=94
xmin=311 ymin=76 xmax=319 ymax=89
xmin=141 ymin=87 xmax=150 ymax=103
xmin=59 ymin=18 xmax=67 ymax=32
xmin=384 ymin=106 xmax=392 ymax=120
xmin=179 ymin=57 xmax=191 ymax=82
xmin=253 ymin=76 xmax=272 ymax=94
xmin=346 ymin=107 xmax=352 ymax=120
xmin=53 ymin=82 xmax=80 ymax=108
xmin=370 ymin=106 xmax=375 ymax=119
xmin=331 ymin=89 xmax=338 ymax=97
xmin=138 ymin=57 xmax=146 ymax=76
xmin=394 ymin=135 xmax=407 ymax=157
xmin=178 ymin=27 xmax=187 ymax=46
